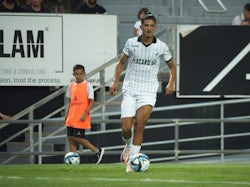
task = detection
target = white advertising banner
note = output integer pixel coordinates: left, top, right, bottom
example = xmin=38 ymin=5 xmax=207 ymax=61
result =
xmin=0 ymin=13 xmax=118 ymax=86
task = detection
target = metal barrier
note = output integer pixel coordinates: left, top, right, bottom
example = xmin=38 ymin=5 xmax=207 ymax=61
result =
xmin=1 ymin=98 xmax=250 ymax=164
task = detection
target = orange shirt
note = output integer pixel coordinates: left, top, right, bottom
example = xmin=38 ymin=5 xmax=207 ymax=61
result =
xmin=66 ymin=82 xmax=91 ymax=129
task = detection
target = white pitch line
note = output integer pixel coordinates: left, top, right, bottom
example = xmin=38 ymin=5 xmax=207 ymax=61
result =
xmin=1 ymin=176 xmax=250 ymax=186
xmin=93 ymin=177 xmax=250 ymax=186
xmin=203 ymin=42 xmax=250 ymax=92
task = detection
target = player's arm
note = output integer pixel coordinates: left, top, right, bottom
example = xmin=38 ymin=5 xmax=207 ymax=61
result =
xmin=64 ymin=98 xmax=70 ymax=122
xmin=65 ymin=85 xmax=71 ymax=121
xmin=80 ymin=99 xmax=94 ymax=121
xmin=86 ymin=99 xmax=94 ymax=114
xmin=165 ymin=58 xmax=176 ymax=95
xmin=109 ymin=53 xmax=128 ymax=95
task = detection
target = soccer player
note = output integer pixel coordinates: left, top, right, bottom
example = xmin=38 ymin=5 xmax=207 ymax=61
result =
xmin=65 ymin=64 xmax=104 ymax=164
xmin=109 ymin=13 xmax=176 ymax=172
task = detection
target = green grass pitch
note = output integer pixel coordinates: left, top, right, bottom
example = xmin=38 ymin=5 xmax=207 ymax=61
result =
xmin=0 ymin=163 xmax=250 ymax=187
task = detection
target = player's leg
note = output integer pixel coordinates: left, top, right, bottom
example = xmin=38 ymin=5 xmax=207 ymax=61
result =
xmin=67 ymin=127 xmax=78 ymax=152
xmin=121 ymin=117 xmax=134 ymax=143
xmin=75 ymin=137 xmax=97 ymax=152
xmin=68 ymin=136 xmax=78 ymax=152
xmin=133 ymin=105 xmax=152 ymax=146
xmin=75 ymin=138 xmax=104 ymax=164
xmin=120 ymin=94 xmax=136 ymax=163
xmin=121 ymin=119 xmax=134 ymax=172
xmin=0 ymin=112 xmax=10 ymax=120
xmin=73 ymin=128 xmax=104 ymax=164
xmin=131 ymin=94 xmax=156 ymax=150
xmin=125 ymin=105 xmax=153 ymax=172
xmin=120 ymin=117 xmax=134 ymax=163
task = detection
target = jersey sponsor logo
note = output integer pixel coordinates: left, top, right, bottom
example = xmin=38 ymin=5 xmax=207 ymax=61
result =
xmin=71 ymin=101 xmax=84 ymax=106
xmin=132 ymin=57 xmax=156 ymax=65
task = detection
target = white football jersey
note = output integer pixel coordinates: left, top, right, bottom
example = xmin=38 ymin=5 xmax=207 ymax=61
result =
xmin=122 ymin=36 xmax=172 ymax=95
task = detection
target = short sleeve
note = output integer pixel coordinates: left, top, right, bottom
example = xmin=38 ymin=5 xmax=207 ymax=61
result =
xmin=162 ymin=43 xmax=172 ymax=62
xmin=122 ymin=39 xmax=131 ymax=57
xmin=65 ymin=84 xmax=70 ymax=98
xmin=87 ymin=82 xmax=94 ymax=100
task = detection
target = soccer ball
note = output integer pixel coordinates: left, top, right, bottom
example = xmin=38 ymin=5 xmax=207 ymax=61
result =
xmin=130 ymin=153 xmax=150 ymax=172
xmin=64 ymin=152 xmax=80 ymax=164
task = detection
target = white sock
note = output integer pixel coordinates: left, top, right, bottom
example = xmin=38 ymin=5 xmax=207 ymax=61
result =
xmin=122 ymin=137 xmax=132 ymax=146
xmin=130 ymin=144 xmax=141 ymax=156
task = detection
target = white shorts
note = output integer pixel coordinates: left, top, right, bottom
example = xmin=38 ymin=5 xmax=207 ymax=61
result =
xmin=121 ymin=92 xmax=157 ymax=118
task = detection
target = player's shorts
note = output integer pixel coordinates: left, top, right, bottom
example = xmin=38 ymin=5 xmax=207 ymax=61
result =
xmin=67 ymin=126 xmax=86 ymax=139
xmin=121 ymin=92 xmax=157 ymax=118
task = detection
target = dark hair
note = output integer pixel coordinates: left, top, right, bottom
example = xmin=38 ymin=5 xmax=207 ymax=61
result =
xmin=137 ymin=7 xmax=149 ymax=19
xmin=141 ymin=13 xmax=157 ymax=24
xmin=73 ymin=64 xmax=85 ymax=72
xmin=244 ymin=3 xmax=250 ymax=11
